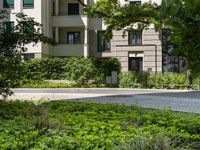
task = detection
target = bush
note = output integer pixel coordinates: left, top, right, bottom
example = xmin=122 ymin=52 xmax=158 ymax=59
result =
xmin=118 ymin=72 xmax=138 ymax=88
xmin=147 ymin=72 xmax=188 ymax=89
xmin=21 ymin=57 xmax=121 ymax=85
xmin=0 ymin=101 xmax=200 ymax=149
xmin=22 ymin=57 xmax=68 ymax=80
xmin=118 ymin=72 xmax=200 ymax=89
xmin=64 ymin=57 xmax=98 ymax=85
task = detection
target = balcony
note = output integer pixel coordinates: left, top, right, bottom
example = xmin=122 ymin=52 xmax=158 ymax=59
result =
xmin=51 ymin=15 xmax=88 ymax=27
xmin=51 ymin=44 xmax=86 ymax=56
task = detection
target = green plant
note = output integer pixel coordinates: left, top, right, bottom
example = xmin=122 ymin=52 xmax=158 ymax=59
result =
xmin=118 ymin=72 xmax=139 ymax=88
xmin=0 ymin=101 xmax=200 ymax=149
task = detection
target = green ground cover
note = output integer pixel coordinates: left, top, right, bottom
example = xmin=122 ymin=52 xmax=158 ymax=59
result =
xmin=0 ymin=100 xmax=200 ymax=149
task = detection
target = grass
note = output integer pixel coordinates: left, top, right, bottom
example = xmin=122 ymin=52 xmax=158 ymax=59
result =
xmin=0 ymin=100 xmax=200 ymax=149
xmin=18 ymin=80 xmax=109 ymax=88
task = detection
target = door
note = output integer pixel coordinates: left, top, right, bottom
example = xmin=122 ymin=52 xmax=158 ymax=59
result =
xmin=129 ymin=57 xmax=143 ymax=72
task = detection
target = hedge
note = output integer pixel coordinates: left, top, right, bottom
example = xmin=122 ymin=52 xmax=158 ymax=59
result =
xmin=21 ymin=57 xmax=121 ymax=85
xmin=119 ymin=71 xmax=200 ymax=89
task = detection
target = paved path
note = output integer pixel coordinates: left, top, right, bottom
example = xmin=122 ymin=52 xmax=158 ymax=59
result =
xmin=8 ymin=88 xmax=200 ymax=114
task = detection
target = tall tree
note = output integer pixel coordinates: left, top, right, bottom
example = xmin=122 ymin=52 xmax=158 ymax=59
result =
xmin=84 ymin=0 xmax=200 ymax=79
xmin=159 ymin=0 xmax=200 ymax=78
xmin=0 ymin=11 xmax=55 ymax=98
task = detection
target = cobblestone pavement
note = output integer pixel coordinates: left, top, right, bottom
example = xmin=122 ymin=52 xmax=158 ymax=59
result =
xmin=9 ymin=88 xmax=200 ymax=113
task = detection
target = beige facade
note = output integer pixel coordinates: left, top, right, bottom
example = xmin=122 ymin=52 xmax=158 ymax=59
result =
xmin=0 ymin=0 xmax=163 ymax=72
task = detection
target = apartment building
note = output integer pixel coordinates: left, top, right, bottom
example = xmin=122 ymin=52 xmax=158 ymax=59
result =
xmin=1 ymin=0 xmax=180 ymax=73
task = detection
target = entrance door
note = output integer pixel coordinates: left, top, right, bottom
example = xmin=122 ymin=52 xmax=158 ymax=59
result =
xmin=129 ymin=57 xmax=143 ymax=72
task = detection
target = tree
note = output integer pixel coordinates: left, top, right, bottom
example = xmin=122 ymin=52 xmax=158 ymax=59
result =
xmin=159 ymin=0 xmax=200 ymax=78
xmin=84 ymin=0 xmax=200 ymax=80
xmin=0 ymin=11 xmax=55 ymax=98
xmin=84 ymin=0 xmax=158 ymax=39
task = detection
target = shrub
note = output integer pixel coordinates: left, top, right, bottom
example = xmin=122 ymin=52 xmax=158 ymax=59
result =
xmin=118 ymin=72 xmax=196 ymax=89
xmin=64 ymin=57 xmax=98 ymax=85
xmin=118 ymin=72 xmax=139 ymax=88
xmin=22 ymin=57 xmax=68 ymax=80
xmin=21 ymin=57 xmax=121 ymax=85
xmin=147 ymin=72 xmax=188 ymax=89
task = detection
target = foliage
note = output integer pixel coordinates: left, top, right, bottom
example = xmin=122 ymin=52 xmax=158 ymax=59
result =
xmin=0 ymin=12 xmax=55 ymax=98
xmin=18 ymin=80 xmax=108 ymax=88
xmin=158 ymin=0 xmax=200 ymax=76
xmin=21 ymin=57 xmax=121 ymax=85
xmin=64 ymin=57 xmax=97 ymax=85
xmin=0 ymin=101 xmax=200 ymax=149
xmin=84 ymin=0 xmax=158 ymax=39
xmin=118 ymin=72 xmax=138 ymax=88
xmin=119 ymin=71 xmax=199 ymax=89
xmin=84 ymin=0 xmax=200 ymax=77
xmin=22 ymin=57 xmax=68 ymax=81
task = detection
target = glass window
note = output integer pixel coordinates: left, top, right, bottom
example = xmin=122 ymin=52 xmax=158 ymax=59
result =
xmin=3 ymin=0 xmax=14 ymax=8
xmin=68 ymin=3 xmax=79 ymax=15
xmin=3 ymin=22 xmax=14 ymax=32
xmin=130 ymin=1 xmax=141 ymax=7
xmin=23 ymin=0 xmax=34 ymax=8
xmin=67 ymin=32 xmax=81 ymax=44
xmin=128 ymin=30 xmax=142 ymax=45
xmin=97 ymin=31 xmax=111 ymax=52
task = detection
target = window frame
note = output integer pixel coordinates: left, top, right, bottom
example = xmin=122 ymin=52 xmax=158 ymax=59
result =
xmin=67 ymin=32 xmax=81 ymax=44
xmin=97 ymin=31 xmax=111 ymax=52
xmin=128 ymin=30 xmax=143 ymax=46
xmin=3 ymin=0 xmax=14 ymax=9
xmin=130 ymin=1 xmax=142 ymax=7
xmin=23 ymin=0 xmax=34 ymax=9
xmin=2 ymin=21 xmax=15 ymax=32
xmin=68 ymin=3 xmax=80 ymax=15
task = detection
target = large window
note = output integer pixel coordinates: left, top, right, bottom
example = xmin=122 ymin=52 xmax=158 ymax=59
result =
xmin=162 ymin=29 xmax=181 ymax=72
xmin=23 ymin=0 xmax=34 ymax=8
xmin=128 ymin=30 xmax=142 ymax=45
xmin=3 ymin=0 xmax=14 ymax=8
xmin=68 ymin=3 xmax=79 ymax=15
xmin=3 ymin=22 xmax=14 ymax=32
xmin=97 ymin=31 xmax=111 ymax=52
xmin=67 ymin=32 xmax=81 ymax=44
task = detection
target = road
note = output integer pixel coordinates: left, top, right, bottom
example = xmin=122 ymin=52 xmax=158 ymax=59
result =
xmin=7 ymin=88 xmax=200 ymax=113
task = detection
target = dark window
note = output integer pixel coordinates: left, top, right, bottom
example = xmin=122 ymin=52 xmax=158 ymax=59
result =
xmin=162 ymin=29 xmax=181 ymax=72
xmin=97 ymin=31 xmax=111 ymax=52
xmin=23 ymin=0 xmax=34 ymax=8
xmin=130 ymin=1 xmax=141 ymax=7
xmin=128 ymin=30 xmax=142 ymax=45
xmin=67 ymin=32 xmax=81 ymax=44
xmin=3 ymin=0 xmax=14 ymax=8
xmin=24 ymin=53 xmax=35 ymax=60
xmin=68 ymin=3 xmax=79 ymax=15
xmin=3 ymin=22 xmax=14 ymax=32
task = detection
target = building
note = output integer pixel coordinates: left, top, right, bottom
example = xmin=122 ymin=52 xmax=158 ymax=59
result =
xmin=1 ymin=0 xmax=178 ymax=73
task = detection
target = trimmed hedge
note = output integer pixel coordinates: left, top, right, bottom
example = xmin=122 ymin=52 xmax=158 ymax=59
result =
xmin=119 ymin=71 xmax=200 ymax=89
xmin=21 ymin=57 xmax=121 ymax=85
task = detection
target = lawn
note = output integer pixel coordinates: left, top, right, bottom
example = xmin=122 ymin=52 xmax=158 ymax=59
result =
xmin=0 ymin=100 xmax=200 ymax=149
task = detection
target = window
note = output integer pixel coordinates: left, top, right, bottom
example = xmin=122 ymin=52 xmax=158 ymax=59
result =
xmin=68 ymin=3 xmax=79 ymax=15
xmin=97 ymin=31 xmax=111 ymax=52
xmin=128 ymin=30 xmax=142 ymax=45
xmin=130 ymin=1 xmax=141 ymax=7
xmin=23 ymin=0 xmax=34 ymax=8
xmin=3 ymin=0 xmax=14 ymax=8
xmin=3 ymin=22 xmax=14 ymax=32
xmin=67 ymin=32 xmax=81 ymax=44
xmin=24 ymin=53 xmax=35 ymax=60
